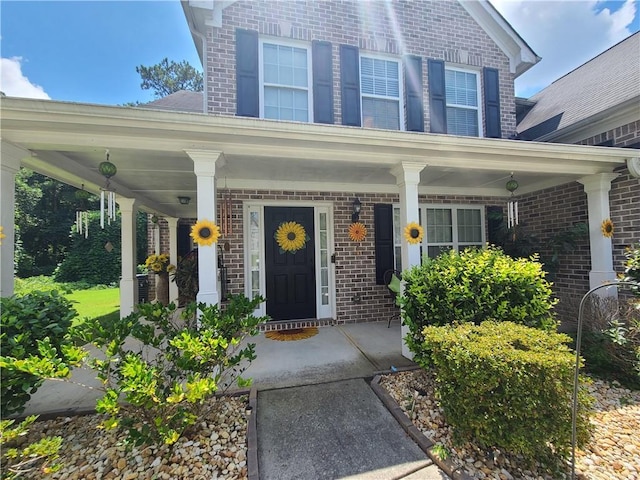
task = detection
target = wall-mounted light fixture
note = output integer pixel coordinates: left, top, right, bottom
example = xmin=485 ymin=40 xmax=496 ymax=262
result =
xmin=351 ymin=197 xmax=362 ymax=223
xmin=178 ymin=196 xmax=191 ymax=205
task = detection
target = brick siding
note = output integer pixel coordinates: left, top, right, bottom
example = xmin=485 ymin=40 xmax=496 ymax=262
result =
xmin=577 ymin=120 xmax=640 ymax=148
xmin=152 ymin=189 xmax=504 ymax=323
xmin=206 ymin=0 xmax=517 ymax=137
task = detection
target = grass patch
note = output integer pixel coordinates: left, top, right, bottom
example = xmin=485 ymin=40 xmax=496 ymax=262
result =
xmin=13 ymin=276 xmax=119 ymax=326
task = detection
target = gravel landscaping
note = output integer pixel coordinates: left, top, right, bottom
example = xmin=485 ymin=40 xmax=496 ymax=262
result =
xmin=11 ymin=395 xmax=250 ymax=480
xmin=380 ymin=369 xmax=640 ymax=480
xmin=7 ymin=370 xmax=639 ymax=480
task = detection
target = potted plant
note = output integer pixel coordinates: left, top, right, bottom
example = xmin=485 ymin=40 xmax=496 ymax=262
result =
xmin=145 ymin=253 xmax=175 ymax=305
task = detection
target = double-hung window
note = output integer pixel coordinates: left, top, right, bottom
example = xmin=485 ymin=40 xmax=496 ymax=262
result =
xmin=392 ymin=205 xmax=484 ymax=269
xmin=445 ymin=67 xmax=481 ymax=137
xmin=260 ymin=40 xmax=312 ymax=122
xmin=360 ymin=56 xmax=403 ymax=130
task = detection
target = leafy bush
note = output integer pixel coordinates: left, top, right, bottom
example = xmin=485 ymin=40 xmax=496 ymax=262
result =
xmin=1 ymin=415 xmax=63 ymax=478
xmin=401 ymin=247 xmax=557 ymax=362
xmin=0 ymin=291 xmax=78 ymax=416
xmin=172 ymin=249 xmax=199 ymax=306
xmin=77 ymin=294 xmax=268 ymax=446
xmin=54 ymin=211 xmax=121 ymax=285
xmin=421 ymin=321 xmax=593 ymax=465
xmin=622 ymin=243 xmax=640 ymax=296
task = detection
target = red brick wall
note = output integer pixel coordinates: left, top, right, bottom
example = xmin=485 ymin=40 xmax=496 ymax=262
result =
xmin=205 ymin=0 xmax=517 ymax=138
xmin=577 ymin=120 xmax=640 ymax=148
xmin=610 ymin=167 xmax=640 ymax=276
xmin=153 ymin=189 xmax=504 ymax=323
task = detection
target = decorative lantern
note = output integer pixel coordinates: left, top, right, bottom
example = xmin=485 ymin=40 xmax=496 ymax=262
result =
xmin=99 ymin=150 xmax=117 ymax=228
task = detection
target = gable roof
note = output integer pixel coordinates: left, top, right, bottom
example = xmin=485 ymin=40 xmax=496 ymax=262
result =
xmin=517 ymin=32 xmax=640 ymax=142
xmin=139 ymin=90 xmax=204 ymax=113
xmin=181 ymin=0 xmax=540 ymax=77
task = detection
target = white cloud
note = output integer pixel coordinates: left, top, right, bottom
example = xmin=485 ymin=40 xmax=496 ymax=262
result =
xmin=492 ymin=0 xmax=638 ymax=97
xmin=0 ymin=57 xmax=50 ymax=99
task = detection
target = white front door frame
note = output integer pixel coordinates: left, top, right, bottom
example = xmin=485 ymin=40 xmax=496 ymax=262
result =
xmin=243 ymin=200 xmax=336 ymax=320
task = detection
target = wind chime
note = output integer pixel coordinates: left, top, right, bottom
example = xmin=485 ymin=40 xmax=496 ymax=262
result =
xmin=220 ymin=178 xmax=232 ymax=236
xmin=75 ymin=185 xmax=90 ymax=238
xmin=99 ymin=150 xmax=117 ymax=228
xmin=506 ymin=172 xmax=519 ymax=229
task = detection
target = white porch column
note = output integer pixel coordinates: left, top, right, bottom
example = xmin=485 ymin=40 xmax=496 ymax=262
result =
xmin=166 ymin=216 xmax=179 ymax=303
xmin=118 ymin=197 xmax=138 ymax=317
xmin=1 ymin=142 xmax=28 ymax=298
xmin=391 ymin=161 xmax=426 ymax=359
xmin=578 ymin=173 xmax=619 ymax=293
xmin=186 ymin=150 xmax=225 ymax=306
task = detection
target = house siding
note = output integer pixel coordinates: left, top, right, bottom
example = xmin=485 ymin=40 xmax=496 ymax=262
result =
xmin=155 ymin=189 xmax=504 ymax=322
xmin=205 ymin=0 xmax=517 ymax=138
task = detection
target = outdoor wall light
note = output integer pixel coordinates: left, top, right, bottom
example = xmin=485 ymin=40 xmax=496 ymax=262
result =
xmin=178 ymin=196 xmax=191 ymax=205
xmin=351 ymin=197 xmax=362 ymax=223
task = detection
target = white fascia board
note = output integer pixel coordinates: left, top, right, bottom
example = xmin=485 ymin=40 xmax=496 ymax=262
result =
xmin=459 ymin=0 xmax=540 ymax=76
xmin=2 ymin=97 xmax=634 ymax=171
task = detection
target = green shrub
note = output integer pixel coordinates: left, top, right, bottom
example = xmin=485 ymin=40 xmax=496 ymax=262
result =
xmin=0 ymin=291 xmax=78 ymax=417
xmin=77 ymin=294 xmax=268 ymax=447
xmin=1 ymin=415 xmax=63 ymax=478
xmin=421 ymin=321 xmax=593 ymax=465
xmin=401 ymin=247 xmax=557 ymax=362
xmin=622 ymin=243 xmax=640 ymax=296
xmin=54 ymin=211 xmax=121 ymax=285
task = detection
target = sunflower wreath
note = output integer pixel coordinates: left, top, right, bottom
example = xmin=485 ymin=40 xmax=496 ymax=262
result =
xmin=601 ymin=218 xmax=614 ymax=238
xmin=191 ymin=219 xmax=221 ymax=246
xmin=404 ymin=222 xmax=424 ymax=244
xmin=348 ymin=222 xmax=367 ymax=242
xmin=275 ymin=221 xmax=309 ymax=253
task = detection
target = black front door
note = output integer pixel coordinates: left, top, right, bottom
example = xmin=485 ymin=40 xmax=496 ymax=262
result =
xmin=265 ymin=207 xmax=316 ymax=321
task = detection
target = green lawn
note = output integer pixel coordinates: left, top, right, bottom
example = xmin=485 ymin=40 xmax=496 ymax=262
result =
xmin=14 ymin=276 xmax=120 ymax=325
xmin=65 ymin=288 xmax=120 ymax=325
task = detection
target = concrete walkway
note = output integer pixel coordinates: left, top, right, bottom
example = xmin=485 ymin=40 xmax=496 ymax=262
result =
xmin=257 ymin=378 xmax=446 ymax=480
xmin=23 ymin=321 xmax=450 ymax=479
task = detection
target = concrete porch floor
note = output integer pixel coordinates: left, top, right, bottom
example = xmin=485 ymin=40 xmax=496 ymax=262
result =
xmin=23 ymin=320 xmax=416 ymax=416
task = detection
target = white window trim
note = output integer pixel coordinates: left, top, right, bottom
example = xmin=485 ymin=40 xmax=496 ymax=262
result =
xmin=258 ymin=37 xmax=314 ymax=122
xmin=359 ymin=53 xmax=405 ymax=131
xmin=444 ymin=65 xmax=483 ymax=138
xmin=392 ymin=204 xmax=486 ymax=268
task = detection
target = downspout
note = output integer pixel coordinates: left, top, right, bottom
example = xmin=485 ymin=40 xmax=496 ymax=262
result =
xmin=186 ymin=15 xmax=208 ymax=114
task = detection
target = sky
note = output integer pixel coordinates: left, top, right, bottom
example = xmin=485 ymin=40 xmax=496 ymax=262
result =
xmin=1 ymin=0 xmax=639 ymax=104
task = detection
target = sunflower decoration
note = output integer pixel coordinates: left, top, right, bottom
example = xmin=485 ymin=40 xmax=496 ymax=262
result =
xmin=0 ymin=226 xmax=5 ymax=245
xmin=601 ymin=218 xmax=614 ymax=238
xmin=191 ymin=219 xmax=220 ymax=246
xmin=275 ymin=221 xmax=309 ymax=253
xmin=404 ymin=222 xmax=424 ymax=245
xmin=145 ymin=253 xmax=175 ymax=274
xmin=348 ymin=222 xmax=367 ymax=242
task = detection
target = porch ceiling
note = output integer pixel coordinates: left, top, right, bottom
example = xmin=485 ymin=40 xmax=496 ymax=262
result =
xmin=1 ymin=97 xmax=634 ymax=219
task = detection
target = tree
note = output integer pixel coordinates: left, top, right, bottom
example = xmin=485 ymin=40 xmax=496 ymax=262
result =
xmin=136 ymin=58 xmax=203 ymax=98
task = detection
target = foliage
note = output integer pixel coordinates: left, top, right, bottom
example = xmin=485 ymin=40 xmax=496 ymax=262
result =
xmin=578 ymin=245 xmax=640 ymax=388
xmin=75 ymin=295 xmax=268 ymax=447
xmin=172 ymin=249 xmax=199 ymax=305
xmin=401 ymin=247 xmax=558 ymax=363
xmin=14 ymin=168 xmax=81 ymax=277
xmin=0 ymin=416 xmax=63 ymax=479
xmin=622 ymin=243 xmax=640 ymax=296
xmin=421 ymin=321 xmax=593 ymax=466
xmin=136 ymin=58 xmax=203 ymax=98
xmin=488 ymin=209 xmax=588 ymax=279
xmin=0 ymin=291 xmax=80 ymax=416
xmin=54 ymin=211 xmax=121 ymax=285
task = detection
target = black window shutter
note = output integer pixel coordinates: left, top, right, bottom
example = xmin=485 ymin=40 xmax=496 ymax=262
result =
xmin=427 ymin=59 xmax=447 ymax=134
xmin=374 ymin=204 xmax=394 ymax=285
xmin=340 ymin=45 xmax=361 ymax=126
xmin=236 ymin=28 xmax=259 ymax=118
xmin=404 ymin=55 xmax=424 ymax=132
xmin=312 ymin=41 xmax=334 ymax=124
xmin=483 ymin=67 xmax=502 ymax=138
